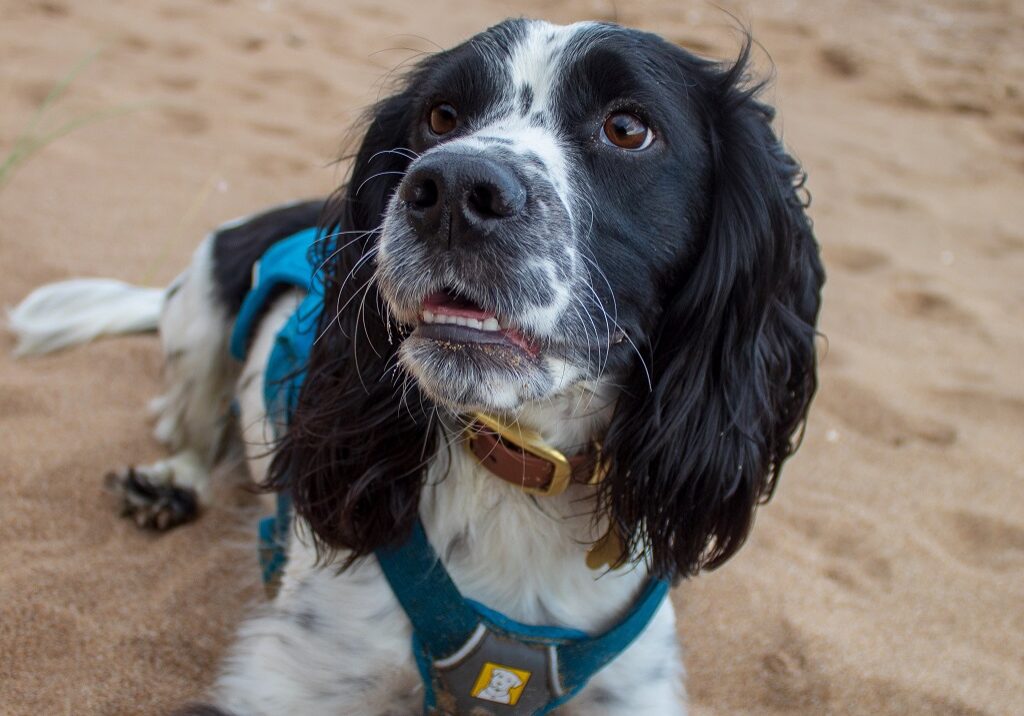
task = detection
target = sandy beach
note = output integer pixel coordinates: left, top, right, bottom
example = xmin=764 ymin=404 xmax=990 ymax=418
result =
xmin=1 ymin=0 xmax=1022 ymax=713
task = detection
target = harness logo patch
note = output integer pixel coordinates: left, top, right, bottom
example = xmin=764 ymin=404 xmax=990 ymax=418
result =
xmin=470 ymin=662 xmax=531 ymax=705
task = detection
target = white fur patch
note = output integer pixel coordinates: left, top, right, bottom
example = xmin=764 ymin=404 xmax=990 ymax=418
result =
xmin=505 ymin=21 xmax=599 ymax=115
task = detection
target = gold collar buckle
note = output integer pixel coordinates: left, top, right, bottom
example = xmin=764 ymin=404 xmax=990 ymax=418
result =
xmin=467 ymin=412 xmax=574 ymax=496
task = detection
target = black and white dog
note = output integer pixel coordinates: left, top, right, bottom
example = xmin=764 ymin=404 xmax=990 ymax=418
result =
xmin=10 ymin=19 xmax=824 ymax=715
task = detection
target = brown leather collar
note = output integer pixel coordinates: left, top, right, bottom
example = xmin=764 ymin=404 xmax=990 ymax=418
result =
xmin=464 ymin=413 xmax=605 ymax=496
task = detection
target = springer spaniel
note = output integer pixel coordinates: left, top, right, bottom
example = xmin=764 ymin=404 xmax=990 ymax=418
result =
xmin=10 ymin=18 xmax=824 ymax=715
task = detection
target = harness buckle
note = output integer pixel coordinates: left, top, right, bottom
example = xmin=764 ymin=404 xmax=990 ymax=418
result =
xmin=467 ymin=412 xmax=573 ymax=496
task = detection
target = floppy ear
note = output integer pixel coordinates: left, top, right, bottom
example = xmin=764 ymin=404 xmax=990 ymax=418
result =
xmin=600 ymin=41 xmax=825 ymax=580
xmin=264 ymin=85 xmax=437 ymax=561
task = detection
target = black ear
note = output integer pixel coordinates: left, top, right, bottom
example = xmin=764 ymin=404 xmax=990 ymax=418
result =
xmin=264 ymin=85 xmax=437 ymax=561
xmin=600 ymin=40 xmax=825 ymax=580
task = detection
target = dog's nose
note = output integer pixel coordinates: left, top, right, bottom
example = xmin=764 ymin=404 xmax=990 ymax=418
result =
xmin=399 ymin=153 xmax=526 ymax=241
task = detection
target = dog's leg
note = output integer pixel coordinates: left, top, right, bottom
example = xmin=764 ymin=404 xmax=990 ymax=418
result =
xmin=179 ymin=292 xmax=422 ymax=715
xmin=150 ymin=237 xmax=238 ymax=458
xmin=205 ymin=556 xmax=421 ymax=715
xmin=105 ymin=450 xmax=207 ymax=530
xmin=107 ymin=237 xmax=238 ymax=529
xmin=104 ymin=201 xmax=325 ymax=530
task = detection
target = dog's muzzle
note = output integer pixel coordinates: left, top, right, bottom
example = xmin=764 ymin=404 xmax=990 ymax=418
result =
xmin=400 ymin=152 xmax=527 ymax=246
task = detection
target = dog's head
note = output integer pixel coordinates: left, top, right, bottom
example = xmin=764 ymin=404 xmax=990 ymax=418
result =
xmin=484 ymin=668 xmax=522 ymax=693
xmin=273 ymin=19 xmax=824 ymax=579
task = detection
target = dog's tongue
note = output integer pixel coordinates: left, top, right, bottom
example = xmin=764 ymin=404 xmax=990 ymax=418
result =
xmin=422 ymin=290 xmax=495 ymax=320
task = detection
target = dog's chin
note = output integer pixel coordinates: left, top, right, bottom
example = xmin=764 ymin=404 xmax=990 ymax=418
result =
xmin=398 ymin=334 xmax=552 ymax=413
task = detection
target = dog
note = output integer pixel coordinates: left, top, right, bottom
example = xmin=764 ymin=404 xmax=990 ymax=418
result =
xmin=9 ymin=18 xmax=824 ymax=715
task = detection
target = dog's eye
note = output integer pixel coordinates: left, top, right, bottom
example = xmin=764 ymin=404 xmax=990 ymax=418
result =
xmin=601 ymin=112 xmax=653 ymax=151
xmin=428 ymin=103 xmax=458 ymax=135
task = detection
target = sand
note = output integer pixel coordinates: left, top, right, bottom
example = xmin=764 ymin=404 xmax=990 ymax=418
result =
xmin=1 ymin=0 xmax=1022 ymax=714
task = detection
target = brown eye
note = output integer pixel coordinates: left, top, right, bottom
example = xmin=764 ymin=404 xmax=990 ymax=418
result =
xmin=601 ymin=112 xmax=653 ymax=150
xmin=428 ymin=103 xmax=458 ymax=135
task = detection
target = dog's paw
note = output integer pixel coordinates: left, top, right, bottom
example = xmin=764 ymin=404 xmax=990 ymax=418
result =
xmin=105 ymin=467 xmax=199 ymax=531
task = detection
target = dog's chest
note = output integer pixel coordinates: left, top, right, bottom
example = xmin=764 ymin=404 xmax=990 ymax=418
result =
xmin=417 ymin=443 xmax=648 ymax=632
xmin=261 ymin=437 xmax=669 ymax=715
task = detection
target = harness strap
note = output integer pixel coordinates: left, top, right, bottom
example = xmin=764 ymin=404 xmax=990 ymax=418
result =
xmin=229 ymin=226 xmax=324 ymax=364
xmin=376 ymin=520 xmax=670 ymax=711
xmin=558 ymin=578 xmax=669 ymax=688
xmin=258 ymin=492 xmax=292 ymax=592
xmin=376 ymin=522 xmax=481 ymax=659
xmin=233 ymin=227 xmax=325 ymax=596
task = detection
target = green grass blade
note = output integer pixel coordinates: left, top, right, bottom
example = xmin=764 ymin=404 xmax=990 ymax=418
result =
xmin=0 ymin=102 xmax=151 ymax=189
xmin=0 ymin=43 xmax=152 ymax=191
xmin=0 ymin=48 xmax=103 ymax=177
xmin=23 ymin=47 xmax=103 ymax=139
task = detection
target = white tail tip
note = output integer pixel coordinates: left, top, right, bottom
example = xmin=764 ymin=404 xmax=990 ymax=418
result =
xmin=7 ymin=278 xmax=164 ymax=356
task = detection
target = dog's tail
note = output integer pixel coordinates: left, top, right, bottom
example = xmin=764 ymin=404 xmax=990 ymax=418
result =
xmin=7 ymin=278 xmax=164 ymax=357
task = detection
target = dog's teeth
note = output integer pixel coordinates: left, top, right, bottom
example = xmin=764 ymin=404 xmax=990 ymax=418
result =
xmin=421 ymin=311 xmax=502 ymax=331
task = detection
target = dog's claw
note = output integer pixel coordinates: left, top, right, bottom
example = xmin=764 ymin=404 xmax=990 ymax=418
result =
xmin=105 ymin=467 xmax=199 ymax=531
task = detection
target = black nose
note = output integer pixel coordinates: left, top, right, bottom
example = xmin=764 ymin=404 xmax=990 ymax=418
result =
xmin=399 ymin=153 xmax=526 ymax=242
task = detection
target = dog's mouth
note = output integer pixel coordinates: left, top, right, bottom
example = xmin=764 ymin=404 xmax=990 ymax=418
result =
xmin=414 ymin=288 xmax=540 ymax=358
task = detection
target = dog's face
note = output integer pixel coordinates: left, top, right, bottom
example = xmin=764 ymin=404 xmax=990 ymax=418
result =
xmin=373 ymin=20 xmax=705 ymax=412
xmin=483 ymin=668 xmax=521 ymax=693
xmin=283 ymin=19 xmax=824 ymax=578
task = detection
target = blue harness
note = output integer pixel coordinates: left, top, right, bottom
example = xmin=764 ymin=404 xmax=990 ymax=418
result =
xmin=229 ymin=227 xmax=670 ymax=715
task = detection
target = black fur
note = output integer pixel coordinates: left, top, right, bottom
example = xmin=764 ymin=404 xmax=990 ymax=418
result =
xmin=211 ymin=199 xmax=324 ymax=314
xmin=597 ymin=35 xmax=824 ymax=577
xmin=267 ymin=20 xmax=823 ymax=580
xmin=264 ymin=83 xmax=435 ymax=559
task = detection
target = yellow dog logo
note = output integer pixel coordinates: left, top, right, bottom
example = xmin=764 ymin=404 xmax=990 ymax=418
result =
xmin=470 ymin=662 xmax=531 ymax=705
